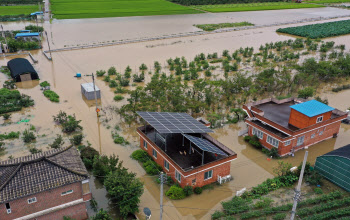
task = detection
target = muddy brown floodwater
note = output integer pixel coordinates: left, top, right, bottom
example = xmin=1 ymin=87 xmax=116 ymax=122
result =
xmin=1 ymin=11 xmax=350 ymax=219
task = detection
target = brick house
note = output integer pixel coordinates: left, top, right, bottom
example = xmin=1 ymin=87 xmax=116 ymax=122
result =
xmin=0 ymin=146 xmax=92 ymax=220
xmin=243 ymin=98 xmax=347 ymax=156
xmin=137 ymin=112 xmax=237 ymax=188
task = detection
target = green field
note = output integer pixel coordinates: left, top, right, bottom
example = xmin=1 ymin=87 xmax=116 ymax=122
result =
xmin=194 ymin=2 xmax=324 ymax=13
xmin=50 ymin=0 xmax=203 ymax=19
xmin=0 ymin=5 xmax=38 ymax=16
xmin=307 ymin=0 xmax=350 ymax=3
xmin=277 ymin=19 xmax=350 ymax=38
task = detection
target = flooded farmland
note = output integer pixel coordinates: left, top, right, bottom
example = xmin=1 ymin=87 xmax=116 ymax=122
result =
xmin=1 ymin=8 xmax=350 ymax=219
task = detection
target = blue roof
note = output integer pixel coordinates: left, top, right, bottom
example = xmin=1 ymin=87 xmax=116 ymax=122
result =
xmin=290 ymin=100 xmax=334 ymax=117
xmin=15 ymin=33 xmax=40 ymax=38
xmin=31 ymin=12 xmax=43 ymax=15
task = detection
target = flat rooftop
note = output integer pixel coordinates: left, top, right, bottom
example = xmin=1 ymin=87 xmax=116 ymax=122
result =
xmin=255 ymin=101 xmax=299 ymax=131
xmin=139 ymin=126 xmax=235 ymax=172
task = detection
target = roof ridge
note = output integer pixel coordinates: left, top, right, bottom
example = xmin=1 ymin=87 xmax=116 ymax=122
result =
xmin=0 ymin=146 xmax=72 ymax=167
xmin=0 ymin=163 xmax=22 ymax=191
xmin=44 ymin=157 xmax=88 ymax=177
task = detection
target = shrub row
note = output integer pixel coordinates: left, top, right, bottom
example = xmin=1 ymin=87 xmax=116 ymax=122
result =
xmin=297 ymin=196 xmax=350 ymax=217
xmin=298 ymin=190 xmax=343 ymax=206
xmin=0 ymin=88 xmax=34 ymax=114
xmin=302 ymin=206 xmax=350 ymax=220
xmin=131 ymin=149 xmax=162 ymax=175
xmin=0 ymin=131 xmax=20 ymax=140
xmin=0 ymin=14 xmax=33 ymax=22
xmin=43 ymin=90 xmax=59 ymax=102
xmin=332 ymin=84 xmax=350 ymax=92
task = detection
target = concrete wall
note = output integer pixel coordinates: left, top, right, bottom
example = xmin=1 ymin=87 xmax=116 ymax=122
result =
xmin=0 ymin=182 xmax=88 ymax=220
xmin=139 ymin=132 xmax=236 ymax=188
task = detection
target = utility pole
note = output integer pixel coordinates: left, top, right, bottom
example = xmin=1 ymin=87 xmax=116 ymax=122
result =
xmin=92 ymin=73 xmax=99 ymax=113
xmin=291 ymin=151 xmax=308 ymax=220
xmin=160 ymin=172 xmax=164 ymax=220
xmin=1 ymin=25 xmax=8 ymax=53
xmin=45 ymin=31 xmax=52 ymax=59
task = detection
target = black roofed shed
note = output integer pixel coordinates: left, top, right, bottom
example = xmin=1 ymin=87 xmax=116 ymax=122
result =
xmin=7 ymin=58 xmax=39 ymax=82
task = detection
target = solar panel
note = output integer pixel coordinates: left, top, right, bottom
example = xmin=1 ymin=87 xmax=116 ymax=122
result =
xmin=137 ymin=112 xmax=213 ymax=134
xmin=183 ymin=134 xmax=226 ymax=156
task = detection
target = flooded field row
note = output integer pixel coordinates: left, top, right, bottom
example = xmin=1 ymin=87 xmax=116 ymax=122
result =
xmin=1 ymin=16 xmax=350 ymax=219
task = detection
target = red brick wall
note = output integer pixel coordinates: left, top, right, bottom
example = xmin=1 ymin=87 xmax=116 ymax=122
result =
xmin=289 ymin=109 xmax=332 ymax=129
xmin=0 ymin=182 xmax=88 ymax=220
xmin=247 ymin=120 xmax=343 ymax=156
xmin=35 ymin=202 xmax=88 ymax=220
xmin=139 ymin=132 xmax=235 ymax=188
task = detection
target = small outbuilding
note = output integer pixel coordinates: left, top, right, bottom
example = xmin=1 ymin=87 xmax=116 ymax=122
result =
xmin=81 ymin=83 xmax=101 ymax=100
xmin=315 ymin=144 xmax=350 ymax=192
xmin=7 ymin=58 xmax=39 ymax=82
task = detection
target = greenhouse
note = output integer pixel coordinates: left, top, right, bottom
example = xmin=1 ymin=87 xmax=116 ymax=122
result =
xmin=315 ymin=144 xmax=350 ymax=192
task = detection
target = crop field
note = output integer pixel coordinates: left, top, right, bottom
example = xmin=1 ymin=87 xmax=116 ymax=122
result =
xmin=194 ymin=2 xmax=323 ymax=12
xmin=0 ymin=5 xmax=38 ymax=16
xmin=277 ymin=19 xmax=350 ymax=38
xmin=50 ymin=0 xmax=202 ymax=19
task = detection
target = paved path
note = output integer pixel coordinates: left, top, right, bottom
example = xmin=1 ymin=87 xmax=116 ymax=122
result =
xmin=44 ymin=0 xmax=50 ymax=21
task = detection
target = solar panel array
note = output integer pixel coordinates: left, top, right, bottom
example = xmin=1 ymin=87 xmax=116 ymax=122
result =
xmin=137 ymin=112 xmax=213 ymax=134
xmin=183 ymin=134 xmax=226 ymax=156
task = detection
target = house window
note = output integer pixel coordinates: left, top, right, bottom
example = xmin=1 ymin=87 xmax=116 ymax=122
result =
xmin=316 ymin=116 xmax=323 ymax=123
xmin=61 ymin=190 xmax=73 ymax=196
xmin=27 ymin=197 xmax=37 ymax=204
xmin=204 ymin=170 xmax=213 ymax=180
xmin=319 ymin=131 xmax=324 ymax=135
xmin=252 ymin=127 xmax=263 ymax=139
xmin=311 ymin=134 xmax=315 ymax=139
xmin=284 ymin=140 xmax=291 ymax=146
xmin=175 ymin=170 xmax=181 ymax=183
xmin=164 ymin=160 xmax=169 ymax=171
xmin=267 ymin=136 xmax=279 ymax=148
xmin=5 ymin=203 xmax=11 ymax=214
xmin=297 ymin=136 xmax=305 ymax=146
xmin=143 ymin=140 xmax=147 ymax=149
xmin=152 ymin=149 xmax=157 ymax=158
xmin=82 ymin=180 xmax=90 ymax=195
xmin=192 ymin=178 xmax=196 ymax=186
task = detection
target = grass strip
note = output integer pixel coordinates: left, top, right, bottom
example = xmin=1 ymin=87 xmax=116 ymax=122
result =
xmin=194 ymin=22 xmax=254 ymax=31
xmin=195 ymin=2 xmax=323 ymax=13
xmin=277 ymin=19 xmax=350 ymax=38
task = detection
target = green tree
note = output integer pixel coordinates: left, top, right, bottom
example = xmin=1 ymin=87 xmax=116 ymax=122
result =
xmin=104 ymin=169 xmax=144 ymax=218
xmin=273 ymin=161 xmax=292 ymax=177
xmin=108 ymin=66 xmax=117 ymax=76
xmin=91 ymin=209 xmax=112 ymax=220
xmin=298 ymin=87 xmax=315 ymax=99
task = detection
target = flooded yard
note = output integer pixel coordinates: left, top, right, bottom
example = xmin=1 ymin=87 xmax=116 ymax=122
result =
xmin=1 ymin=9 xmax=350 ymax=219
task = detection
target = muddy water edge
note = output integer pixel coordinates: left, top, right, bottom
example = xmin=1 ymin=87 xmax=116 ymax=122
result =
xmin=1 ymin=18 xmax=350 ymax=219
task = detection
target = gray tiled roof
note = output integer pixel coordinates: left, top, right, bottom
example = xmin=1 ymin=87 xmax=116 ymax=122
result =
xmin=0 ymin=146 xmax=88 ymax=203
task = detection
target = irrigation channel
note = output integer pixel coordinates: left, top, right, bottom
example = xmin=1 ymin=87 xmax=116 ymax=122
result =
xmin=1 ymin=9 xmax=350 ymax=220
